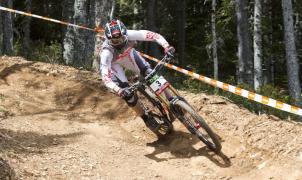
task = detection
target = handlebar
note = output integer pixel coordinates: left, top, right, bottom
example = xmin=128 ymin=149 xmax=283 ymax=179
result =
xmin=145 ymin=54 xmax=172 ymax=80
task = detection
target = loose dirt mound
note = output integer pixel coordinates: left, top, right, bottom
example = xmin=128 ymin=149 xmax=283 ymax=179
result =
xmin=1 ymin=56 xmax=302 ymax=179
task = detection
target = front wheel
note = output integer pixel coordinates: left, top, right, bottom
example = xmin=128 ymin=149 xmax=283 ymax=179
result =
xmin=137 ymin=88 xmax=173 ymax=137
xmin=173 ymin=100 xmax=221 ymax=153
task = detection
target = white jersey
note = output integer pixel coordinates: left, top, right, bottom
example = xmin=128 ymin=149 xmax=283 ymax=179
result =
xmin=100 ymin=30 xmax=170 ymax=93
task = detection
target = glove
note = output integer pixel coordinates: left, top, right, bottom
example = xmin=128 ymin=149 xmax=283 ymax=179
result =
xmin=117 ymin=87 xmax=132 ymax=99
xmin=164 ymin=46 xmax=175 ymax=58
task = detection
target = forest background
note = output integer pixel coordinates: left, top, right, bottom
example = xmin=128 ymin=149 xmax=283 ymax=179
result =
xmin=0 ymin=0 xmax=301 ymax=119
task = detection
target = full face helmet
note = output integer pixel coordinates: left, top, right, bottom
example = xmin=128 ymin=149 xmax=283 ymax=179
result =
xmin=104 ymin=19 xmax=128 ymax=49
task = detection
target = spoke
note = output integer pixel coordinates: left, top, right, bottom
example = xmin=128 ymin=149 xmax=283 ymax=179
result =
xmin=183 ymin=110 xmax=213 ymax=144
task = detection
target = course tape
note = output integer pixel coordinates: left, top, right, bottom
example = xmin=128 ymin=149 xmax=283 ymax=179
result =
xmin=0 ymin=6 xmax=104 ymax=33
xmin=140 ymin=53 xmax=302 ymax=117
xmin=1 ymin=6 xmax=301 ymax=116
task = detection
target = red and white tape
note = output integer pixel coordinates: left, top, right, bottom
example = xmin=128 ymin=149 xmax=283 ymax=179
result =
xmin=1 ymin=6 xmax=301 ymax=116
xmin=140 ymin=53 xmax=302 ymax=117
xmin=0 ymin=6 xmax=103 ymax=32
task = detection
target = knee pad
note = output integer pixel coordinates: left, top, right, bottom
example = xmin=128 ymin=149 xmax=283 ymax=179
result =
xmin=124 ymin=93 xmax=138 ymax=107
xmin=119 ymin=82 xmax=129 ymax=88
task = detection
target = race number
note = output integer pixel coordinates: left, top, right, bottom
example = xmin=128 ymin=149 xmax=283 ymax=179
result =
xmin=150 ymin=76 xmax=169 ymax=94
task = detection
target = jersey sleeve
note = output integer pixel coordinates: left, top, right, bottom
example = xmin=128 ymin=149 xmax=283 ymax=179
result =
xmin=100 ymin=49 xmax=121 ymax=93
xmin=127 ymin=30 xmax=170 ymax=48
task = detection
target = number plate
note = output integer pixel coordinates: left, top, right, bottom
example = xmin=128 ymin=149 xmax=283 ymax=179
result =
xmin=150 ymin=76 xmax=170 ymax=94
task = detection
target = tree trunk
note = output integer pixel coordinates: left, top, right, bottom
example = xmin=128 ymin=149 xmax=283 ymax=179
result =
xmin=85 ymin=0 xmax=97 ymax=68
xmin=72 ymin=0 xmax=90 ymax=67
xmin=253 ymin=0 xmax=263 ymax=90
xmin=282 ymin=0 xmax=302 ymax=107
xmin=268 ymin=3 xmax=275 ymax=86
xmin=176 ymin=0 xmax=186 ymax=66
xmin=0 ymin=6 xmax=3 ymax=55
xmin=1 ymin=0 xmax=14 ymax=55
xmin=263 ymin=0 xmax=274 ymax=85
xmin=63 ymin=0 xmax=112 ymax=69
xmin=92 ymin=0 xmax=113 ymax=71
xmin=235 ymin=0 xmax=253 ymax=86
xmin=294 ymin=0 xmax=302 ymax=52
xmin=63 ymin=0 xmax=89 ymax=67
xmin=22 ymin=0 xmax=32 ymax=58
xmin=211 ymin=0 xmax=218 ymax=80
xmin=62 ymin=0 xmax=75 ymax=65
xmin=146 ymin=0 xmax=160 ymax=59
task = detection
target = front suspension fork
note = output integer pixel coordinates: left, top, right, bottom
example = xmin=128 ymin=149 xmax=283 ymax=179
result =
xmin=168 ymin=97 xmax=197 ymax=134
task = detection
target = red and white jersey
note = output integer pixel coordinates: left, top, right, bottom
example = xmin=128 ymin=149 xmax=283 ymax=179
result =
xmin=100 ymin=30 xmax=170 ymax=92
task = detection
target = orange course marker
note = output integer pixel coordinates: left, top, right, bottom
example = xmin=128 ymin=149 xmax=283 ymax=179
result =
xmin=261 ymin=96 xmax=269 ymax=105
xmin=235 ymin=87 xmax=242 ymax=95
xmin=1 ymin=6 xmax=301 ymax=117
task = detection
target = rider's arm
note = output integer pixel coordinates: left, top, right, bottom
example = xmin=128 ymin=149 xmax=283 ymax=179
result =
xmin=127 ymin=30 xmax=170 ymax=49
xmin=100 ymin=49 xmax=121 ymax=93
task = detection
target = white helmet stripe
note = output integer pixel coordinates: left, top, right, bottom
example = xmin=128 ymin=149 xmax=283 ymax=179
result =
xmin=117 ymin=20 xmax=123 ymax=33
xmin=106 ymin=23 xmax=112 ymax=38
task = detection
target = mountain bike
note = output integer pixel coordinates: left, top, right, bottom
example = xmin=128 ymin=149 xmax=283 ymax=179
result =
xmin=129 ymin=55 xmax=221 ymax=153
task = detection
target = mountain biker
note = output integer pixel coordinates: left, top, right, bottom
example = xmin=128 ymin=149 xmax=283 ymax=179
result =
xmin=99 ymin=19 xmax=175 ymax=133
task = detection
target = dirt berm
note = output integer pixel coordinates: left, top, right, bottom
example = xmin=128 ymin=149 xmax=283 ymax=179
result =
xmin=1 ymin=56 xmax=302 ymax=179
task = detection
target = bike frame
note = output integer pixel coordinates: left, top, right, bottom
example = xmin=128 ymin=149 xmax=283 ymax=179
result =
xmin=153 ymin=84 xmax=180 ymax=108
xmin=131 ymin=55 xmax=221 ymax=152
xmin=144 ymin=72 xmax=189 ymax=123
xmin=130 ymin=55 xmax=186 ymax=122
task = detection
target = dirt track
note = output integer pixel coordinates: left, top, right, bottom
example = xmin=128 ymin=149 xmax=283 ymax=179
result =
xmin=1 ymin=56 xmax=302 ymax=179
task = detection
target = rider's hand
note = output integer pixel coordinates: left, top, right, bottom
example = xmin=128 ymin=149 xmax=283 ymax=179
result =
xmin=117 ymin=87 xmax=132 ymax=99
xmin=164 ymin=46 xmax=175 ymax=58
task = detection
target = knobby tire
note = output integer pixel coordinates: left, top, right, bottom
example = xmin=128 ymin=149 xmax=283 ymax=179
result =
xmin=174 ymin=100 xmax=221 ymax=153
xmin=137 ymin=88 xmax=173 ymax=137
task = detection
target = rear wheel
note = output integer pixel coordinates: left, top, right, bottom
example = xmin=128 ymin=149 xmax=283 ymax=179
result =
xmin=174 ymin=100 xmax=221 ymax=153
xmin=137 ymin=88 xmax=173 ymax=137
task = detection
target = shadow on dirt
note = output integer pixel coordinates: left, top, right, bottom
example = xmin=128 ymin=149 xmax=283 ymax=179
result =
xmin=145 ymin=130 xmax=230 ymax=168
xmin=0 ymin=129 xmax=84 ymax=154
xmin=0 ymin=157 xmax=16 ymax=180
xmin=0 ymin=58 xmax=131 ymax=123
xmin=54 ymin=85 xmax=95 ymax=111
xmin=11 ymin=97 xmax=130 ymax=124
xmin=53 ymin=83 xmax=130 ymax=121
xmin=0 ymin=62 xmax=35 ymax=84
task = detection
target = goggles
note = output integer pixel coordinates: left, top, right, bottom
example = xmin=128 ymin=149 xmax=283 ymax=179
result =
xmin=110 ymin=35 xmax=126 ymax=46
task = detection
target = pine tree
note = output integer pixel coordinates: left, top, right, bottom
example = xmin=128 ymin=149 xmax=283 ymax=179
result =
xmin=282 ymin=0 xmax=302 ymax=107
xmin=22 ymin=0 xmax=32 ymax=58
xmin=62 ymin=0 xmax=75 ymax=65
xmin=176 ymin=0 xmax=186 ymax=66
xmin=92 ymin=0 xmax=113 ymax=71
xmin=235 ymin=0 xmax=253 ymax=86
xmin=1 ymin=0 xmax=14 ymax=55
xmin=253 ymin=0 xmax=263 ymax=90
xmin=63 ymin=0 xmax=112 ymax=68
xmin=212 ymin=0 xmax=218 ymax=80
